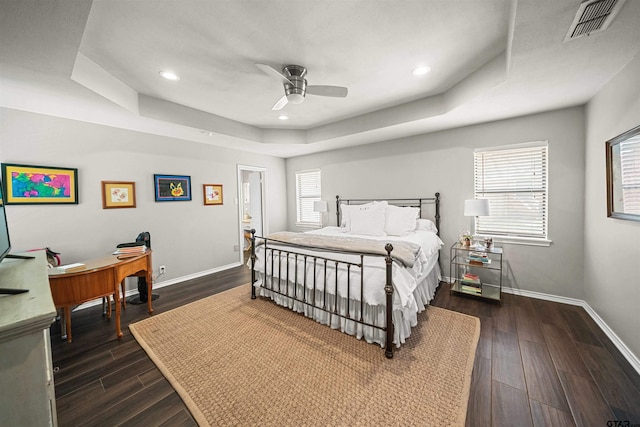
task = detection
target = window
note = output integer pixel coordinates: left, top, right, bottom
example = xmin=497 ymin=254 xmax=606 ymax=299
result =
xmin=607 ymin=125 xmax=640 ymax=221
xmin=295 ymin=169 xmax=321 ymax=226
xmin=618 ymin=138 xmax=640 ymax=214
xmin=474 ymin=142 xmax=549 ymax=244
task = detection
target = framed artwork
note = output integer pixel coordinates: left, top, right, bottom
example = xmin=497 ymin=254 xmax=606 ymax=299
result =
xmin=101 ymin=181 xmax=136 ymax=209
xmin=154 ymin=174 xmax=192 ymax=202
xmin=1 ymin=163 xmax=78 ymax=205
xmin=203 ymin=184 xmax=223 ymax=205
xmin=606 ymin=124 xmax=640 ymax=222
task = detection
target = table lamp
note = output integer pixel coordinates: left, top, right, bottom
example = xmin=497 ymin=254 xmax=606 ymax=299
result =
xmin=313 ymin=200 xmax=328 ymax=227
xmin=464 ymin=198 xmax=490 ymax=242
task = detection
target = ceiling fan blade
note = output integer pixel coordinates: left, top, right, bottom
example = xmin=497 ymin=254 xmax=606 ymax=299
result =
xmin=306 ymin=85 xmax=348 ymax=98
xmin=256 ymin=63 xmax=292 ymax=85
xmin=272 ymin=95 xmax=288 ymax=111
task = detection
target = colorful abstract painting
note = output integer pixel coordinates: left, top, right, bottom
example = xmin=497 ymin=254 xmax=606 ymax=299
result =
xmin=1 ymin=163 xmax=78 ymax=204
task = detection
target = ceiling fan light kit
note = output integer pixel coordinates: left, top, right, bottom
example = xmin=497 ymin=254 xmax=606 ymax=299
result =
xmin=256 ymin=63 xmax=348 ymax=111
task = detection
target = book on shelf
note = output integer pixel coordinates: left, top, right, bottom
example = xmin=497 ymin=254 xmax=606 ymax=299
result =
xmin=461 ymin=284 xmax=482 ymax=294
xmin=56 ymin=262 xmax=86 ymax=273
xmin=469 ymin=251 xmax=487 ymax=257
xmin=462 ymin=272 xmax=480 ymax=283
xmin=461 ymin=279 xmax=481 ymax=287
xmin=468 ymin=251 xmax=490 ymax=265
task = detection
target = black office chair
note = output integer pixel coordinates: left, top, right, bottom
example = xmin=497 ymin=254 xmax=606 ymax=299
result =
xmin=127 ymin=231 xmax=160 ymax=304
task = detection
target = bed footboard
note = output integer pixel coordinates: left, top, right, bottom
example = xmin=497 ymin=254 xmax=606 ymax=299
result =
xmin=249 ymin=229 xmax=395 ymax=359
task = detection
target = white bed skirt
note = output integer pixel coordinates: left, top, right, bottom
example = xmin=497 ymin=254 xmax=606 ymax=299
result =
xmin=253 ymin=262 xmax=441 ymax=348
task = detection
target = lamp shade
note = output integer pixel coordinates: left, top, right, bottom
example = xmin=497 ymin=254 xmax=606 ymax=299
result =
xmin=313 ymin=200 xmax=328 ymax=213
xmin=464 ymin=199 xmax=490 ymax=217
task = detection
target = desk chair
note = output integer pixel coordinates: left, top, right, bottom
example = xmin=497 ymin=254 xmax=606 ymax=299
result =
xmin=127 ymin=231 xmax=159 ymax=304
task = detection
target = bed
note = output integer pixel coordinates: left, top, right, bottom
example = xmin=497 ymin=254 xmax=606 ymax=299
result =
xmin=249 ymin=194 xmax=442 ymax=358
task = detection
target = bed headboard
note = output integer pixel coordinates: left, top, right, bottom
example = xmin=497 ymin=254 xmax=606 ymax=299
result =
xmin=335 ymin=193 xmax=440 ymax=236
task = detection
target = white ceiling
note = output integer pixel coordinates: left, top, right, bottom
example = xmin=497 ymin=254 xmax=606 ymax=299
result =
xmin=1 ymin=0 xmax=640 ymax=158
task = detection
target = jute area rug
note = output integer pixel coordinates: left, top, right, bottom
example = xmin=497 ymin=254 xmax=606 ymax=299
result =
xmin=129 ymin=284 xmax=480 ymax=427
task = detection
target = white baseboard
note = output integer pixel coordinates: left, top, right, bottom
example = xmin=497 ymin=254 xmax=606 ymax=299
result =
xmin=152 ymin=261 xmax=242 ymax=291
xmin=442 ymin=277 xmax=640 ymax=375
xmin=71 ymin=261 xmax=242 ymax=311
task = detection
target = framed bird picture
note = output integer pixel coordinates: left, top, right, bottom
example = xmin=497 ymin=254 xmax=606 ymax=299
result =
xmin=154 ymin=174 xmax=192 ymax=202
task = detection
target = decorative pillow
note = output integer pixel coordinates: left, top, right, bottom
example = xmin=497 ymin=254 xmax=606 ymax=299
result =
xmin=384 ymin=205 xmax=419 ymax=236
xmin=340 ymin=202 xmax=375 ymax=231
xmin=416 ymin=218 xmax=438 ymax=233
xmin=349 ymin=201 xmax=388 ymax=236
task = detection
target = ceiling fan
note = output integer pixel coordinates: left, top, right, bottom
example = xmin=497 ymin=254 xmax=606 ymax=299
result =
xmin=256 ymin=64 xmax=348 ymax=111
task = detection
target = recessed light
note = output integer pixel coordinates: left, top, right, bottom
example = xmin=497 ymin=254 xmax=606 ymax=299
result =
xmin=278 ymin=115 xmax=289 ymax=120
xmin=412 ymin=66 xmax=431 ymax=76
xmin=159 ymin=70 xmax=180 ymax=81
xmin=200 ymin=130 xmax=213 ymax=136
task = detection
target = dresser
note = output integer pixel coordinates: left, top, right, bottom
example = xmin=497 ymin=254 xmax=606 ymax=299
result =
xmin=0 ymin=251 xmax=58 ymax=426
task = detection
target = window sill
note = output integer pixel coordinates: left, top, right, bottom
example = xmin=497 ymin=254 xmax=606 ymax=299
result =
xmin=477 ymin=235 xmax=552 ymax=247
xmin=296 ymin=222 xmax=322 ymax=229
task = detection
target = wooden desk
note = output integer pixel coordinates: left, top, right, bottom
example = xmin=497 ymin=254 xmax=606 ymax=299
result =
xmin=48 ymin=250 xmax=152 ymax=343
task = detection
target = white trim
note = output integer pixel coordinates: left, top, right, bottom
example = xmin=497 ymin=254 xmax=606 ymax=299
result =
xmin=441 ymin=278 xmax=640 ymax=375
xmin=488 ymin=236 xmax=553 ymax=247
xmin=474 ymin=140 xmax=548 ymax=153
xmin=501 ymin=286 xmax=582 ymax=305
xmin=237 ymin=164 xmax=267 ymax=264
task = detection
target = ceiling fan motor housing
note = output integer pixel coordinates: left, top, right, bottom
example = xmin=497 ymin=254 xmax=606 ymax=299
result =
xmin=283 ymin=65 xmax=307 ymax=104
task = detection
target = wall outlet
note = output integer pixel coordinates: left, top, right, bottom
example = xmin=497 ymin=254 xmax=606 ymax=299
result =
xmin=233 ymin=244 xmax=239 ymax=252
xmin=159 ymin=265 xmax=166 ymax=274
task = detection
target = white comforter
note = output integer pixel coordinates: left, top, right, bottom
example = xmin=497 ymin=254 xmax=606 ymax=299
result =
xmin=254 ymin=227 xmax=442 ymax=307
xmin=252 ymin=227 xmax=444 ymax=346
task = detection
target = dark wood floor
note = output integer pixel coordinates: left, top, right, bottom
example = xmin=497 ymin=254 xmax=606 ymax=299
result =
xmin=50 ymin=266 xmax=640 ymax=426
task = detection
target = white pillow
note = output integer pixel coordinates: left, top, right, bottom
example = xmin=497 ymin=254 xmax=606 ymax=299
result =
xmin=349 ymin=201 xmax=388 ymax=236
xmin=339 ymin=204 xmax=355 ymax=230
xmin=385 ymin=205 xmax=419 ymax=236
xmin=416 ymin=218 xmax=438 ymax=233
xmin=340 ymin=201 xmax=376 ymax=231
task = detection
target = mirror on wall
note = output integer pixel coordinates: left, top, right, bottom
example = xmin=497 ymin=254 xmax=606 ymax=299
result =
xmin=606 ymin=124 xmax=640 ymax=222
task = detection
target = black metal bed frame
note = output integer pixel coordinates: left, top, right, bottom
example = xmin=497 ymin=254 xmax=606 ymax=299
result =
xmin=250 ymin=193 xmax=440 ymax=359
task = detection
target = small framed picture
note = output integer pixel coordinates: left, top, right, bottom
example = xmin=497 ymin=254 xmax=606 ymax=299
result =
xmin=154 ymin=174 xmax=192 ymax=202
xmin=203 ymin=184 xmax=223 ymax=205
xmin=101 ymin=181 xmax=136 ymax=209
xmin=1 ymin=163 xmax=78 ymax=205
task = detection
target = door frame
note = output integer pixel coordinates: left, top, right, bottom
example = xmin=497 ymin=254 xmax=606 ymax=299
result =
xmin=236 ymin=164 xmax=267 ymax=264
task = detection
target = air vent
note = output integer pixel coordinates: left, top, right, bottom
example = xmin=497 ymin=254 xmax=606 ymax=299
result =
xmin=564 ymin=0 xmax=628 ymax=42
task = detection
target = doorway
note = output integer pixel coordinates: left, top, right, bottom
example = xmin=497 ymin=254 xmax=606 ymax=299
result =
xmin=237 ymin=165 xmax=266 ymax=264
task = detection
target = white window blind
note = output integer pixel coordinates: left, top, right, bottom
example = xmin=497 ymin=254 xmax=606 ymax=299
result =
xmin=295 ymin=169 xmax=321 ymax=226
xmin=620 ymin=137 xmax=640 ymax=214
xmin=474 ymin=142 xmax=548 ymax=240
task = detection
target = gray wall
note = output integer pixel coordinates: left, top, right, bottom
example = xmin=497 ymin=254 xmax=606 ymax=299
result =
xmin=584 ymin=56 xmax=640 ymax=359
xmin=286 ymin=107 xmax=586 ymax=299
xmin=0 ymin=108 xmax=287 ymax=287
